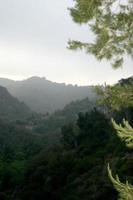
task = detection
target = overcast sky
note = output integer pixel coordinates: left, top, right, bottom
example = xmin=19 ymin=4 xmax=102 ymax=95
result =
xmin=0 ymin=0 xmax=132 ymax=85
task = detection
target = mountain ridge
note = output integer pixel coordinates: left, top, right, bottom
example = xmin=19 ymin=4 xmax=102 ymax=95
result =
xmin=0 ymin=85 xmax=32 ymax=121
xmin=0 ymin=77 xmax=96 ymax=113
xmin=0 ymin=76 xmax=94 ymax=87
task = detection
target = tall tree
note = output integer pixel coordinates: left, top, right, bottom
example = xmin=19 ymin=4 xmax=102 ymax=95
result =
xmin=107 ymin=119 xmax=133 ymax=200
xmin=68 ymin=1 xmax=133 ymax=198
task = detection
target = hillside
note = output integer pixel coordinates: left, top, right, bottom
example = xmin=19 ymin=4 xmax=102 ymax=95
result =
xmin=0 ymin=77 xmax=132 ymax=200
xmin=0 ymin=86 xmax=32 ymax=121
xmin=0 ymin=77 xmax=96 ymax=113
xmin=35 ymin=97 xmax=96 ymax=134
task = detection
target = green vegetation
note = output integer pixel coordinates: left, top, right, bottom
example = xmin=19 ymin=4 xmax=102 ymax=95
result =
xmin=96 ymin=77 xmax=133 ymax=111
xmin=68 ymin=0 xmax=133 ymax=68
xmin=20 ymin=109 xmax=124 ymax=200
xmin=0 ymin=86 xmax=32 ymax=121
xmin=0 ymin=77 xmax=132 ymax=199
xmin=112 ymin=119 xmax=133 ymax=148
xmin=68 ymin=1 xmax=133 ymax=198
xmin=108 ymin=165 xmax=133 ymax=200
xmin=34 ymin=98 xmax=95 ymax=134
xmin=0 ymin=77 xmax=96 ymax=113
xmin=0 ymin=1 xmax=132 ymax=199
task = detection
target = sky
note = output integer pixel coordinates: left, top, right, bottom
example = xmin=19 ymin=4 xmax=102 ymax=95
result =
xmin=0 ymin=0 xmax=132 ymax=86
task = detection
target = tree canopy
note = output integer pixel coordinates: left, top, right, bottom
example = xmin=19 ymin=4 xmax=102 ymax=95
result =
xmin=96 ymin=77 xmax=133 ymax=111
xmin=68 ymin=0 xmax=133 ymax=68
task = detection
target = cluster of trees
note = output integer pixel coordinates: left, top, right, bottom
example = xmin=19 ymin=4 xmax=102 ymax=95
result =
xmin=0 ymin=119 xmax=46 ymax=200
xmin=0 ymin=96 xmax=97 ymax=199
xmin=68 ymin=1 xmax=133 ymax=199
xmin=0 ymin=77 xmax=132 ymax=199
xmin=20 ymin=109 xmax=125 ymax=200
xmin=0 ymin=86 xmax=32 ymax=121
xmin=0 ymin=77 xmax=96 ymax=113
xmin=0 ymin=0 xmax=132 ymax=199
xmin=21 ymin=78 xmax=133 ymax=200
xmin=0 ymin=112 xmax=122 ymax=199
xmin=35 ymin=98 xmax=95 ymax=134
xmin=97 ymin=78 xmax=133 ymax=199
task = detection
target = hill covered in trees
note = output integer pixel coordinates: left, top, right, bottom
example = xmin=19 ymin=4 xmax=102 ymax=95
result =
xmin=0 ymin=0 xmax=132 ymax=199
xmin=0 ymin=77 xmax=96 ymax=113
xmin=0 ymin=77 xmax=132 ymax=200
xmin=0 ymin=86 xmax=32 ymax=121
xmin=34 ymin=97 xmax=96 ymax=134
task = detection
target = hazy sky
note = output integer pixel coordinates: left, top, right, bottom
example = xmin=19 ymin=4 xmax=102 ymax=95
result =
xmin=0 ymin=0 xmax=132 ymax=85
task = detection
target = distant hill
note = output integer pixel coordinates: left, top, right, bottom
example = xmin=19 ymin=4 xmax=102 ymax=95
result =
xmin=34 ymin=97 xmax=96 ymax=134
xmin=0 ymin=77 xmax=96 ymax=113
xmin=0 ymin=86 xmax=32 ymax=121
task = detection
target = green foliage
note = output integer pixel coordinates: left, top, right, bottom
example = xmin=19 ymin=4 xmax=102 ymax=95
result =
xmin=61 ymin=123 xmax=79 ymax=149
xmin=112 ymin=119 xmax=133 ymax=148
xmin=106 ymin=85 xmax=133 ymax=200
xmin=0 ymin=77 xmax=96 ymax=114
xmin=0 ymin=86 xmax=32 ymax=121
xmin=96 ymin=77 xmax=133 ymax=111
xmin=0 ymin=78 xmax=132 ymax=200
xmin=77 ymin=109 xmax=111 ymax=144
xmin=21 ymin=109 xmax=123 ymax=200
xmin=68 ymin=0 xmax=133 ymax=67
xmin=0 ymin=118 xmax=47 ymax=199
xmin=35 ymin=98 xmax=95 ymax=134
xmin=108 ymin=164 xmax=133 ymax=200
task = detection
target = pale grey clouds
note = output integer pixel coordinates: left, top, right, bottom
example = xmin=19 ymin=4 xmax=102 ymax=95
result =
xmin=0 ymin=0 xmax=132 ymax=85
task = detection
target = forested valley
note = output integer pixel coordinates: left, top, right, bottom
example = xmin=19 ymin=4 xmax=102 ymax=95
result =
xmin=0 ymin=0 xmax=133 ymax=199
xmin=0 ymin=77 xmax=132 ymax=200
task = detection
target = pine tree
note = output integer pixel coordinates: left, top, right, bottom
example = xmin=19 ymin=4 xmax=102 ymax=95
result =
xmin=107 ymin=164 xmax=133 ymax=200
xmin=68 ymin=1 xmax=133 ymax=198
xmin=68 ymin=0 xmax=133 ymax=68
xmin=108 ymin=119 xmax=133 ymax=199
xmin=112 ymin=119 xmax=133 ymax=148
xmin=96 ymin=80 xmax=133 ymax=111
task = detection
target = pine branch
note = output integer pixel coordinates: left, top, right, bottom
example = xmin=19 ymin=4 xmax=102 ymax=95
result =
xmin=112 ymin=119 xmax=133 ymax=148
xmin=107 ymin=164 xmax=133 ymax=200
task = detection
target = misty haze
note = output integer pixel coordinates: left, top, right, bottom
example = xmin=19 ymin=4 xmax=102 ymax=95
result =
xmin=0 ymin=0 xmax=132 ymax=200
